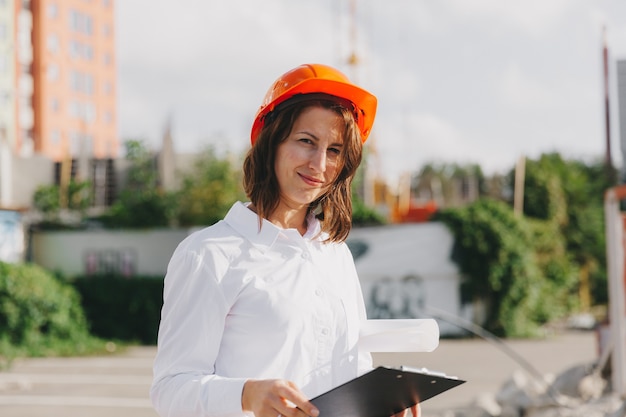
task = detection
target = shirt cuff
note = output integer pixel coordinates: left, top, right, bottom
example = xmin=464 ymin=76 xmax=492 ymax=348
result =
xmin=202 ymin=376 xmax=248 ymax=416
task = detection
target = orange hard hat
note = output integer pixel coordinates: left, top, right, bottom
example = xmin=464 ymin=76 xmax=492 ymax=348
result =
xmin=251 ymin=63 xmax=377 ymax=144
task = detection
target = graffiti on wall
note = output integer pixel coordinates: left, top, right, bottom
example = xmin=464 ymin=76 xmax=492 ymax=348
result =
xmin=367 ymin=275 xmax=426 ymax=319
xmin=84 ymin=249 xmax=137 ymax=277
xmin=0 ymin=210 xmax=24 ymax=263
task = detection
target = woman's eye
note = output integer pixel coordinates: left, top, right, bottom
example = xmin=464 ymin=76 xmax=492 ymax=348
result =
xmin=328 ymin=147 xmax=341 ymax=155
xmin=299 ymin=137 xmax=313 ymax=144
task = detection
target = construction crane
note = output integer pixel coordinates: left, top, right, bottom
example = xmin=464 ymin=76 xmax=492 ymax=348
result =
xmin=345 ymin=0 xmax=384 ymax=209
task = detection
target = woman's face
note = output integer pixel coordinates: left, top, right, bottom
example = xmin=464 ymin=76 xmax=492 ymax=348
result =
xmin=274 ymin=105 xmax=344 ymax=210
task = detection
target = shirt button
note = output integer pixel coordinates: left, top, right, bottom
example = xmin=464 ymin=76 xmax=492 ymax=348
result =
xmin=321 ymin=328 xmax=329 ymax=335
xmin=315 ymin=288 xmax=324 ymax=296
xmin=301 ymin=252 xmax=309 ymax=260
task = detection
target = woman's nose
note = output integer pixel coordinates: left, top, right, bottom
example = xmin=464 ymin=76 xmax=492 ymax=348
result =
xmin=309 ymin=149 xmax=327 ymax=172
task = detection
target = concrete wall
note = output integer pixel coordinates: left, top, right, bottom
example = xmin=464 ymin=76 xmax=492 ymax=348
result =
xmin=0 ymin=150 xmax=53 ymax=210
xmin=30 ymin=228 xmax=192 ymax=277
xmin=30 ymin=222 xmax=471 ymax=336
xmin=347 ymin=222 xmax=470 ymax=336
xmin=13 ymin=153 xmax=53 ymax=207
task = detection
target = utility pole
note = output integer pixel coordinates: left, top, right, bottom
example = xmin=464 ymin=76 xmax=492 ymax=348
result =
xmin=603 ymin=26 xmax=616 ymax=185
xmin=347 ymin=0 xmax=380 ymax=208
xmin=513 ymin=156 xmax=525 ymax=216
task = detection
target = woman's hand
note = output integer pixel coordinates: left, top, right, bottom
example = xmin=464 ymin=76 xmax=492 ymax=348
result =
xmin=392 ymin=403 xmax=420 ymax=417
xmin=242 ymin=379 xmax=319 ymax=417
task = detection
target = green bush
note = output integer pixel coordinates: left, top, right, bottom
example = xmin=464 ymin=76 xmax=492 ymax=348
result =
xmin=0 ymin=262 xmax=106 ymax=365
xmin=435 ymin=199 xmax=579 ymax=337
xmin=72 ymin=275 xmax=164 ymax=345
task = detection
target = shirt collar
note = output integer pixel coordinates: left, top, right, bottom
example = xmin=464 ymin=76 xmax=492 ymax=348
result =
xmin=224 ymin=202 xmax=326 ymax=252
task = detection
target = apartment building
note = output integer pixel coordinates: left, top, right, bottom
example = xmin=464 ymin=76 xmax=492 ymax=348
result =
xmin=32 ymin=0 xmax=118 ymax=162
xmin=0 ymin=0 xmax=118 ymax=209
xmin=0 ymin=0 xmax=23 ymax=154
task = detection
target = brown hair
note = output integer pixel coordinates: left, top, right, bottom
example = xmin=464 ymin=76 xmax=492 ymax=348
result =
xmin=243 ymin=95 xmax=363 ymax=242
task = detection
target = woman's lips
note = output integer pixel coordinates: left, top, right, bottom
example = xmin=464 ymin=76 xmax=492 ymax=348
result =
xmin=299 ymin=173 xmax=323 ymax=186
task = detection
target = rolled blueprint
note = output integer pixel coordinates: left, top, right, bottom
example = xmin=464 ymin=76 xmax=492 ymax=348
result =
xmin=359 ymin=319 xmax=440 ymax=352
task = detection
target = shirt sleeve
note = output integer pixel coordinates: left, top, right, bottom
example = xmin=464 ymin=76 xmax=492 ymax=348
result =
xmin=345 ymin=244 xmax=374 ymax=375
xmin=150 ymin=244 xmax=247 ymax=417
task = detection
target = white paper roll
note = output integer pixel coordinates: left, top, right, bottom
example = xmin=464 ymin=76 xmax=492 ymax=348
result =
xmin=359 ymin=319 xmax=440 ymax=352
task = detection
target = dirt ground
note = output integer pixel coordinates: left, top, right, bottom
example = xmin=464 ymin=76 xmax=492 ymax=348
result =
xmin=0 ymin=329 xmax=598 ymax=417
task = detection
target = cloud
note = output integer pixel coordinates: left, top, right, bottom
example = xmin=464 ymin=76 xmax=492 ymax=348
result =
xmin=115 ymin=0 xmax=626 ymax=184
xmin=442 ymin=0 xmax=571 ymax=37
xmin=496 ymin=64 xmax=559 ymax=109
xmin=374 ymin=112 xmax=499 ymax=183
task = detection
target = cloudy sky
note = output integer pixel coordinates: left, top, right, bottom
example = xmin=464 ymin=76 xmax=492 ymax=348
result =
xmin=115 ymin=0 xmax=626 ymax=185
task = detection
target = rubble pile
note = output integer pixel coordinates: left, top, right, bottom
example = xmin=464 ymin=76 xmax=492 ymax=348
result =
xmin=429 ymin=362 xmax=626 ymax=417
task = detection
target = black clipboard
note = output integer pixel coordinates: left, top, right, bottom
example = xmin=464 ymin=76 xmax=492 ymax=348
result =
xmin=310 ymin=366 xmax=465 ymax=417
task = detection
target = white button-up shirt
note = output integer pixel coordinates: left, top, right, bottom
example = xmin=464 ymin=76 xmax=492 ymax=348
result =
xmin=151 ymin=202 xmax=372 ymax=417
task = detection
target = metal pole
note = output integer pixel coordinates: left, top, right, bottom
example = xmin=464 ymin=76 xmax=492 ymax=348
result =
xmin=603 ymin=26 xmax=615 ymax=183
xmin=513 ymin=155 xmax=525 ymax=216
xmin=605 ymin=186 xmax=626 ymax=397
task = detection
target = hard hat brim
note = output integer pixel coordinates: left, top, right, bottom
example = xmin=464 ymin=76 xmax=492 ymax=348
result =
xmin=251 ymin=77 xmax=377 ymax=144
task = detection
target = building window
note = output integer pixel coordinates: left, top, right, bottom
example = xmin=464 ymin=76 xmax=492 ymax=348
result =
xmin=69 ymin=70 xmax=95 ymax=95
xmin=86 ymin=74 xmax=94 ymax=95
xmin=85 ymin=44 xmax=93 ymax=60
xmin=85 ymin=102 xmax=95 ymax=122
xmin=69 ymin=10 xmax=79 ymax=31
xmin=0 ymin=91 xmax=10 ymax=109
xmin=69 ymin=40 xmax=79 ymax=58
xmin=50 ymin=97 xmax=59 ymax=112
xmin=68 ymin=100 xmax=79 ymax=118
xmin=47 ymin=64 xmax=59 ymax=81
xmin=50 ymin=129 xmax=61 ymax=144
xmin=47 ymin=34 xmax=59 ymax=53
xmin=69 ymin=9 xmax=93 ymax=35
xmin=69 ymin=131 xmax=79 ymax=156
xmin=85 ymin=16 xmax=93 ymax=35
xmin=69 ymin=40 xmax=94 ymax=61
xmin=47 ymin=3 xmax=58 ymax=18
xmin=70 ymin=70 xmax=81 ymax=91
xmin=68 ymin=100 xmax=96 ymax=123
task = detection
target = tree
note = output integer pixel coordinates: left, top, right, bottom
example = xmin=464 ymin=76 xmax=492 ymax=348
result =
xmin=411 ymin=162 xmax=487 ymax=206
xmin=352 ymin=192 xmax=386 ymax=226
xmin=521 ymin=153 xmax=609 ymax=305
xmin=436 ymin=152 xmax=610 ymax=337
xmin=175 ymin=147 xmax=246 ymax=227
xmin=436 ymin=199 xmax=549 ymax=337
xmin=99 ymin=140 xmax=174 ymax=228
xmin=32 ymin=180 xmax=92 ymax=227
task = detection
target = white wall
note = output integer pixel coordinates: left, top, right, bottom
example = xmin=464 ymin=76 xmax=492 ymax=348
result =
xmin=347 ymin=222 xmax=470 ymax=336
xmin=31 ymin=228 xmax=191 ymax=277
xmin=30 ymin=223 xmax=471 ymax=335
xmin=13 ymin=154 xmax=53 ymax=208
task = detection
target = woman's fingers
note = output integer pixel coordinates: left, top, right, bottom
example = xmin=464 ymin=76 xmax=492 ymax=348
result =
xmin=242 ymin=379 xmax=319 ymax=417
xmin=391 ymin=403 xmax=420 ymax=417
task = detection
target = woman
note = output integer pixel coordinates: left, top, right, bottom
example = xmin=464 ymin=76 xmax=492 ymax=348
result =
xmin=150 ymin=63 xmax=419 ymax=417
